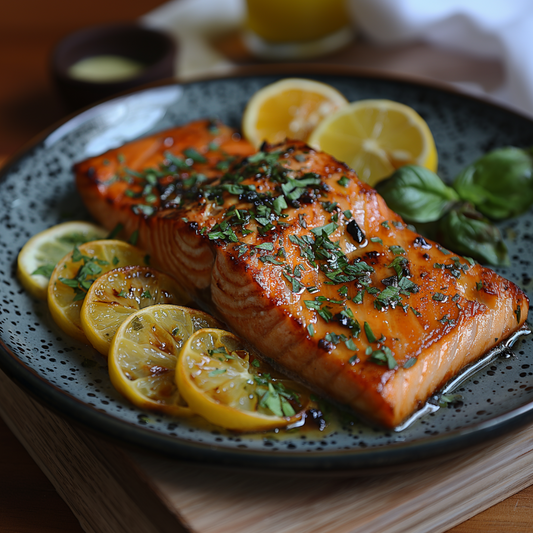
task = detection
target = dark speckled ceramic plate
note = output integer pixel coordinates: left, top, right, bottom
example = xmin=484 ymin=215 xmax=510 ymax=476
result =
xmin=1 ymin=69 xmax=533 ymax=472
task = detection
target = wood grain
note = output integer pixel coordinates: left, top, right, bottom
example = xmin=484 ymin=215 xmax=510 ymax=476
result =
xmin=2 ymin=368 xmax=533 ymax=533
xmin=0 ymin=416 xmax=84 ymax=533
xmin=0 ymin=371 xmax=185 ymax=533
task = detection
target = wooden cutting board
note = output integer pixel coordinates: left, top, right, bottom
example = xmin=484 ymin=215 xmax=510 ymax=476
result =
xmin=1 ymin=368 xmax=533 ymax=533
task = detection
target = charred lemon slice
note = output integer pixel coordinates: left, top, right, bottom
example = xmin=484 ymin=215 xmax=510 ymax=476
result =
xmin=17 ymin=221 xmax=107 ymax=300
xmin=80 ymin=266 xmax=192 ymax=356
xmin=48 ymin=240 xmax=148 ymax=343
xmin=176 ymin=328 xmax=313 ymax=431
xmin=242 ymin=78 xmax=348 ymax=148
xmin=108 ymin=305 xmax=221 ymax=416
xmin=308 ymin=99 xmax=438 ymax=187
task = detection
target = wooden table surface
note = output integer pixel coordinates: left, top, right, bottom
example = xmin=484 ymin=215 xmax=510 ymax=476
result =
xmin=1 ymin=1 xmax=532 ymax=532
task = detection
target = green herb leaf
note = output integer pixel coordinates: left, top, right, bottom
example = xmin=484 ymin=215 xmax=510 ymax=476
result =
xmin=310 ymin=222 xmax=338 ymax=237
xmin=32 ymin=264 xmax=55 ymax=278
xmin=183 ymin=148 xmax=207 ymax=164
xmin=129 ymin=230 xmax=139 ymax=245
xmin=208 ymin=368 xmax=227 ymax=377
xmin=403 ymin=357 xmax=417 ymax=369
xmin=345 ymin=338 xmax=358 ymax=351
xmin=364 ymin=322 xmax=377 ymax=343
xmin=438 ymin=393 xmax=462 ymax=408
xmin=453 ymin=147 xmax=533 ymax=220
xmin=107 ymin=223 xmax=124 ymax=239
xmin=255 ymin=242 xmax=274 ymax=251
xmin=376 ymin=165 xmax=459 ymax=223
xmin=369 ymin=346 xmax=397 ymax=369
xmin=436 ymin=204 xmax=509 ymax=266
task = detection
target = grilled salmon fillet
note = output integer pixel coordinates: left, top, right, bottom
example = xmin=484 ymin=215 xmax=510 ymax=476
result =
xmin=75 ymin=120 xmax=529 ymax=428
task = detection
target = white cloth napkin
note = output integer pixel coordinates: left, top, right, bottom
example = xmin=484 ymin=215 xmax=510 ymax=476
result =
xmin=348 ymin=0 xmax=533 ymax=117
xmin=141 ymin=0 xmax=245 ymax=80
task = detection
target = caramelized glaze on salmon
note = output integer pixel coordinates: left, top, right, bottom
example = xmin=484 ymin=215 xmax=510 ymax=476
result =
xmin=75 ymin=120 xmax=529 ymax=428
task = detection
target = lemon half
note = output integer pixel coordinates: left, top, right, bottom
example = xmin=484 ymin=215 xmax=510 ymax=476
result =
xmin=308 ymin=99 xmax=438 ymax=187
xmin=176 ymin=328 xmax=313 ymax=432
xmin=242 ymin=78 xmax=348 ymax=148
xmin=17 ymin=221 xmax=107 ymax=299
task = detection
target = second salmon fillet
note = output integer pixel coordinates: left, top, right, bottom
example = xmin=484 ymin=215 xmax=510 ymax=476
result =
xmin=75 ymin=120 xmax=529 ymax=428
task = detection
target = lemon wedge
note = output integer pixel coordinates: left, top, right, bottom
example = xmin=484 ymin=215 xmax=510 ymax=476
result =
xmin=242 ymin=78 xmax=348 ymax=148
xmin=176 ymin=328 xmax=313 ymax=432
xmin=308 ymin=99 xmax=438 ymax=187
xmin=80 ymin=265 xmax=192 ymax=356
xmin=17 ymin=221 xmax=107 ymax=300
xmin=108 ymin=305 xmax=221 ymax=417
xmin=48 ymin=240 xmax=148 ymax=343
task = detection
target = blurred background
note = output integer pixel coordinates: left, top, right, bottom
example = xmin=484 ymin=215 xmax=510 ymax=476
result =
xmin=1 ymin=0 xmax=511 ymax=157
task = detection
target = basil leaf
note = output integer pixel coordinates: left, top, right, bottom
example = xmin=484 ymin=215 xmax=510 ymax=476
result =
xmin=453 ymin=147 xmax=533 ymax=220
xmin=436 ymin=204 xmax=509 ymax=266
xmin=376 ymin=165 xmax=459 ymax=223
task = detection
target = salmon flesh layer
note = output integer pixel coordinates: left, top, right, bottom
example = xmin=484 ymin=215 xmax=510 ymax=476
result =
xmin=74 ymin=119 xmax=530 ymax=428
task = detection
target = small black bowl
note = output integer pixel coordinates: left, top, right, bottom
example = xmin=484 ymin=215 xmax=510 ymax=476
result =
xmin=51 ymin=23 xmax=177 ymax=110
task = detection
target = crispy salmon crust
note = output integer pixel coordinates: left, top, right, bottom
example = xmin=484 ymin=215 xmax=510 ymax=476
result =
xmin=75 ymin=120 xmax=529 ymax=428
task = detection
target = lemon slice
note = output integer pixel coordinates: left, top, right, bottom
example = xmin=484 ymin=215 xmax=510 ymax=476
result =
xmin=17 ymin=221 xmax=108 ymax=299
xmin=48 ymin=240 xmax=148 ymax=343
xmin=308 ymin=99 xmax=438 ymax=187
xmin=176 ymin=328 xmax=313 ymax=432
xmin=242 ymin=78 xmax=348 ymax=148
xmin=108 ymin=305 xmax=221 ymax=416
xmin=80 ymin=265 xmax=192 ymax=357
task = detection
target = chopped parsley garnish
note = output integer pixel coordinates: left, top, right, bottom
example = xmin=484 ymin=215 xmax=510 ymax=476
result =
xmin=368 ymin=346 xmax=397 ymax=369
xmin=208 ymin=368 xmax=227 ymax=377
xmin=58 ymin=245 xmax=109 ymax=301
xmin=389 ymin=245 xmax=406 ymax=255
xmin=259 ymin=255 xmax=284 ymax=265
xmin=183 ymin=147 xmax=207 ymax=163
xmin=364 ymin=322 xmax=377 ymax=343
xmin=208 ymin=346 xmax=228 ymax=357
xmin=403 ymin=357 xmax=417 ymax=369
xmin=337 ymin=175 xmax=349 ymax=187
xmin=348 ymin=354 xmax=359 ymax=365
xmin=310 ymin=222 xmax=338 ymax=237
xmin=256 ymin=380 xmax=298 ymax=417
xmin=439 ymin=393 xmax=462 ymax=407
xmin=432 ymin=292 xmax=447 ymax=302
xmin=345 ymin=338 xmax=358 ymax=351
xmin=32 ymin=264 xmax=55 ymax=278
xmin=254 ymin=242 xmax=274 ymax=251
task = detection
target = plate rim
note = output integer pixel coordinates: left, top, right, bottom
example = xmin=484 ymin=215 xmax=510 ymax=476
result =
xmin=1 ymin=67 xmax=533 ymax=472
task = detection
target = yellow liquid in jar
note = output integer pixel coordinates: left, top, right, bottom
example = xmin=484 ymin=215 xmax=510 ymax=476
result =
xmin=245 ymin=0 xmax=349 ymax=43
